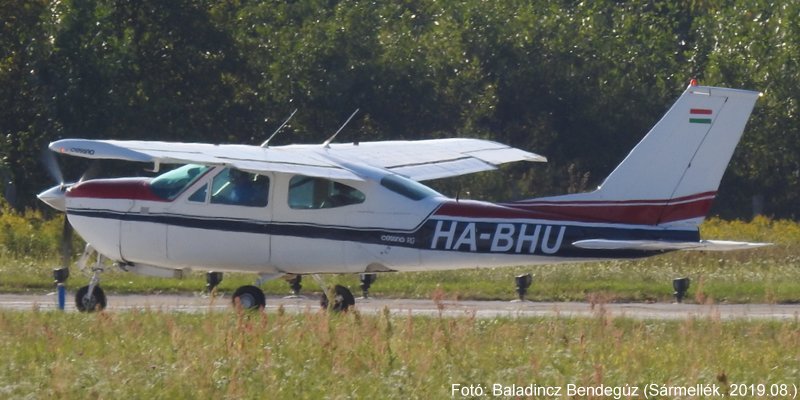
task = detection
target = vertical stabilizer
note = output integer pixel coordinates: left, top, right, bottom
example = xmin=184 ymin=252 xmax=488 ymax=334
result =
xmin=526 ymin=85 xmax=759 ymax=227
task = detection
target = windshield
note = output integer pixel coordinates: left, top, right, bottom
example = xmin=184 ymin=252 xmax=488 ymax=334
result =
xmin=150 ymin=164 xmax=210 ymax=200
xmin=380 ymin=174 xmax=440 ymax=201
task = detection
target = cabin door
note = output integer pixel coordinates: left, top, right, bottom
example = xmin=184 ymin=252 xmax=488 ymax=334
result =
xmin=166 ymin=168 xmax=273 ymax=271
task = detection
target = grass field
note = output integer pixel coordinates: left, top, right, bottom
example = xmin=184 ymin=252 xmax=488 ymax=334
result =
xmin=2 ymin=212 xmax=799 ymax=398
xmin=2 ymin=209 xmax=800 ymax=303
xmin=0 ymin=309 xmax=798 ymax=399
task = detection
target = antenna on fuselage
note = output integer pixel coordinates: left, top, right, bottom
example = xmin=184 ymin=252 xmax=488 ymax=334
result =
xmin=261 ymin=108 xmax=298 ymax=148
xmin=323 ymin=108 xmax=359 ymax=148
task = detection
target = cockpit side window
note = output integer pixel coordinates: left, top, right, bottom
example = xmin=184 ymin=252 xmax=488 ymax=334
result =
xmin=288 ymin=175 xmax=365 ymax=209
xmin=150 ymin=164 xmax=210 ymax=200
xmin=208 ymin=168 xmax=270 ymax=207
xmin=188 ymin=184 xmax=207 ymax=203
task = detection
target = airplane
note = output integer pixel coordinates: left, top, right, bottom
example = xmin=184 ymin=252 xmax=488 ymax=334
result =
xmin=38 ymin=82 xmax=767 ymax=312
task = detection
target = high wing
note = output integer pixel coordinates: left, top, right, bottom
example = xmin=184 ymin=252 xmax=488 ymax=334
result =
xmin=322 ymin=139 xmax=546 ymax=181
xmin=572 ymin=239 xmax=771 ymax=252
xmin=49 ymin=138 xmax=545 ymax=181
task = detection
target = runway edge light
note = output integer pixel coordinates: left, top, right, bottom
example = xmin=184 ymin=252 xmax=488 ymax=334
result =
xmin=673 ymin=277 xmax=691 ymax=303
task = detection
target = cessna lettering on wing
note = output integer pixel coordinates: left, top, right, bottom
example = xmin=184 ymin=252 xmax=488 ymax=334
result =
xmin=67 ymin=147 xmax=95 ymax=155
xmin=430 ymin=220 xmax=566 ymax=254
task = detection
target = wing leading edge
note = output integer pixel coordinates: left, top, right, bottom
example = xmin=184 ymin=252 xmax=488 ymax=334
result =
xmin=49 ymin=138 xmax=546 ymax=181
xmin=51 ymin=139 xmax=363 ymax=181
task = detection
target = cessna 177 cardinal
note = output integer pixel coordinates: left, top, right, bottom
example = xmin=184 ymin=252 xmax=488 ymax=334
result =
xmin=38 ymin=83 xmax=766 ymax=312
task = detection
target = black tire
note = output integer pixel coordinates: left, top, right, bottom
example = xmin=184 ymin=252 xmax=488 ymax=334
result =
xmin=75 ymin=285 xmax=107 ymax=312
xmin=320 ymin=284 xmax=355 ymax=312
xmin=232 ymin=285 xmax=266 ymax=310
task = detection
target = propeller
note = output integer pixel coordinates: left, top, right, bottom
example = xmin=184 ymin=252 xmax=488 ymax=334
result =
xmin=79 ymin=159 xmax=101 ymax=183
xmin=40 ymin=147 xmax=74 ymax=269
xmin=41 ymin=146 xmax=65 ymax=187
xmin=41 ymin=146 xmax=101 ymax=186
xmin=39 ymin=146 xmax=99 ymax=270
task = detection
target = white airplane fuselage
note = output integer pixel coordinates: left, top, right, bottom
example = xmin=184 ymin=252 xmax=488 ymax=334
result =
xmin=64 ymin=166 xmax=700 ymax=276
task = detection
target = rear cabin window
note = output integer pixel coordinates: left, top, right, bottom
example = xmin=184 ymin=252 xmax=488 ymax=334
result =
xmin=288 ymin=176 xmax=365 ymax=209
xmin=380 ymin=174 xmax=440 ymax=201
xmin=150 ymin=164 xmax=210 ymax=200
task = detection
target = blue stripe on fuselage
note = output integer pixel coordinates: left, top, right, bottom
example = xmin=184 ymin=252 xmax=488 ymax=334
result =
xmin=67 ymin=209 xmax=698 ymax=259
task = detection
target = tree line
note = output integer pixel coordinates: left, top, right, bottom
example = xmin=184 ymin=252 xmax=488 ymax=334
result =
xmin=1 ymin=0 xmax=798 ymax=218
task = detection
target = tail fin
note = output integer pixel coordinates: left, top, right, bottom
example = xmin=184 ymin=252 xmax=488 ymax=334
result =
xmin=529 ymin=85 xmax=760 ymax=227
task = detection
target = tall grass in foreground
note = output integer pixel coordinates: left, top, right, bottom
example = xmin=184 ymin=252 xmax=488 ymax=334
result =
xmin=0 ymin=309 xmax=798 ymax=399
xmin=2 ymin=211 xmax=800 ymax=303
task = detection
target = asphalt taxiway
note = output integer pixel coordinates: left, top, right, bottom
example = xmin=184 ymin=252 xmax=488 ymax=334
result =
xmin=1 ymin=293 xmax=799 ymax=320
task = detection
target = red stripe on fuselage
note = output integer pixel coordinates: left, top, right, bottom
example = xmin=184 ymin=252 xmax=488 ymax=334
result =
xmin=690 ymin=108 xmax=713 ymax=115
xmin=67 ymin=178 xmax=166 ymax=202
xmin=436 ymin=192 xmax=716 ymax=225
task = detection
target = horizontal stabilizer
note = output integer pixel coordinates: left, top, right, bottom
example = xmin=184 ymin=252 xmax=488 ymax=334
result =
xmin=572 ymin=239 xmax=770 ymax=252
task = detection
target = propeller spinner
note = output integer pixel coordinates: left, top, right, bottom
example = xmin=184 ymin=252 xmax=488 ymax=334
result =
xmin=37 ymin=184 xmax=68 ymax=212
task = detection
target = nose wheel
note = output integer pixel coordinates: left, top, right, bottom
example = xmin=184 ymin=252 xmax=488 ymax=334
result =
xmin=75 ymin=285 xmax=107 ymax=312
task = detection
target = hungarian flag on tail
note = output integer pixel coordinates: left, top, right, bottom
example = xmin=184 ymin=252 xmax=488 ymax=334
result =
xmin=690 ymin=108 xmax=712 ymax=124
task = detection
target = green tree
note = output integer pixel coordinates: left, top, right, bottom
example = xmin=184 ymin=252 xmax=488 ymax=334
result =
xmin=49 ymin=0 xmax=248 ymax=143
xmin=1 ymin=0 xmax=798 ymax=218
xmin=0 ymin=0 xmax=58 ymax=208
xmin=699 ymin=1 xmax=800 ymax=218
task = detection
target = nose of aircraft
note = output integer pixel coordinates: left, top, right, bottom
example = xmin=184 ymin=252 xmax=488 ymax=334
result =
xmin=37 ymin=185 xmax=67 ymax=212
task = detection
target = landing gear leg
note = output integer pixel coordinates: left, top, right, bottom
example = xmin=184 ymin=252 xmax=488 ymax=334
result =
xmin=75 ymin=244 xmax=107 ymax=312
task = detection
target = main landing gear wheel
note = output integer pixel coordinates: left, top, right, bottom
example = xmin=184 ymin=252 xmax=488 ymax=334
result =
xmin=232 ymin=285 xmax=266 ymax=310
xmin=320 ymin=284 xmax=355 ymax=312
xmin=75 ymin=285 xmax=107 ymax=312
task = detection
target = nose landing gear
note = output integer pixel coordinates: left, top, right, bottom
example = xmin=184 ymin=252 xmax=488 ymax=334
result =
xmin=75 ymin=244 xmax=107 ymax=313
